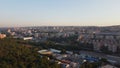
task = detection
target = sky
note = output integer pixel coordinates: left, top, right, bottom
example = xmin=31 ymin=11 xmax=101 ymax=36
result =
xmin=0 ymin=0 xmax=120 ymax=27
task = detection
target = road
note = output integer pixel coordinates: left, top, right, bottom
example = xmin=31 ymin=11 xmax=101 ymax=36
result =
xmin=79 ymin=51 xmax=120 ymax=64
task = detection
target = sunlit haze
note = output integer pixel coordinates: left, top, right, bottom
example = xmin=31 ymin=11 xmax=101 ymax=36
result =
xmin=0 ymin=0 xmax=120 ymax=27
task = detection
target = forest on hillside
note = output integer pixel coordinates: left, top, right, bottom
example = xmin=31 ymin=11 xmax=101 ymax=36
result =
xmin=0 ymin=38 xmax=60 ymax=68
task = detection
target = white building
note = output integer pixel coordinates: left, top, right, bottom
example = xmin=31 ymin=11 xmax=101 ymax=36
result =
xmin=23 ymin=37 xmax=33 ymax=40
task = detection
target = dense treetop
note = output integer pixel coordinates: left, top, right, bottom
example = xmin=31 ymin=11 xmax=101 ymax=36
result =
xmin=0 ymin=38 xmax=60 ymax=68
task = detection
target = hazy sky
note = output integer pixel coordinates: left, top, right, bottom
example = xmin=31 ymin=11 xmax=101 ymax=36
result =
xmin=0 ymin=0 xmax=120 ymax=27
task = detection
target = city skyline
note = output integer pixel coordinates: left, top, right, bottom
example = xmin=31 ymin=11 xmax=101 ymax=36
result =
xmin=0 ymin=0 xmax=120 ymax=27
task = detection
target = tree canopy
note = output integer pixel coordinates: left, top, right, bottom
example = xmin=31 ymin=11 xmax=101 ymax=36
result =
xmin=0 ymin=38 xmax=60 ymax=68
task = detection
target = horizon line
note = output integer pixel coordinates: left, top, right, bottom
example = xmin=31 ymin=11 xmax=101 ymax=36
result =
xmin=0 ymin=25 xmax=120 ymax=28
